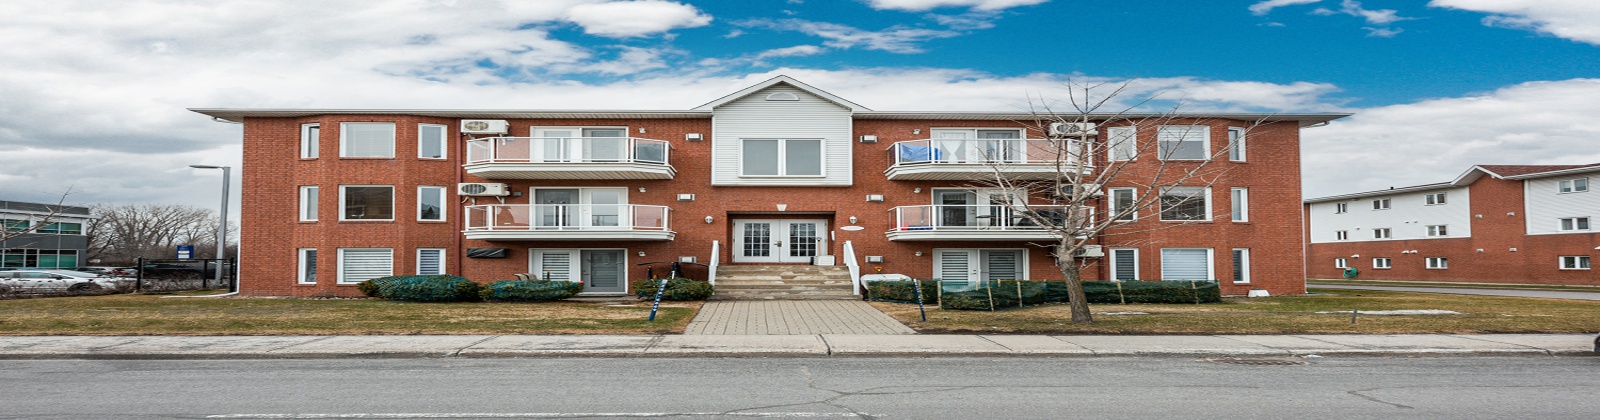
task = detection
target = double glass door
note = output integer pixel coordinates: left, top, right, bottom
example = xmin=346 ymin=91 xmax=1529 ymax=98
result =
xmin=533 ymin=188 xmax=624 ymax=229
xmin=733 ymin=219 xmax=828 ymax=263
xmin=533 ymin=127 xmax=626 ymax=162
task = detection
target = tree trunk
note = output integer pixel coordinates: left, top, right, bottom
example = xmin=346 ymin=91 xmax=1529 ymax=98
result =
xmin=1058 ymin=257 xmax=1094 ymax=323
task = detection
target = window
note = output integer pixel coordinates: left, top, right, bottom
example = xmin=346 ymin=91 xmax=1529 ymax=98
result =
xmin=1107 ymin=126 xmax=1136 ymax=161
xmin=1160 ymin=248 xmax=1212 ymax=280
xmin=1232 ymin=248 xmax=1250 ymax=283
xmin=1110 ymin=248 xmax=1138 ymax=281
xmin=1335 ymin=258 xmax=1348 ymax=269
xmin=1335 ymin=203 xmax=1347 ymax=214
xmin=1559 ymin=178 xmax=1588 ymax=193
xmin=1425 ymin=192 xmax=1446 ymax=205
xmin=1373 ymin=228 xmax=1392 ymax=239
xmin=1 ymin=249 xmax=77 ymax=268
xmin=742 ymin=139 xmax=822 ymax=176
xmin=1373 ymin=258 xmax=1391 ymax=269
xmin=418 ymin=124 xmax=446 ymax=159
xmin=1560 ymin=256 xmax=1591 ymax=270
xmin=299 ymin=186 xmax=318 ymax=221
xmin=1231 ymin=187 xmax=1248 ymax=222
xmin=1159 ymin=186 xmax=1210 ymax=221
xmin=1335 ymin=230 xmax=1349 ymax=241
xmin=1 ymin=219 xmax=25 ymax=233
xmin=1109 ymin=187 xmax=1136 ymax=221
xmin=297 ymin=249 xmax=317 ymax=284
xmin=340 ymin=185 xmax=394 ymax=221
xmin=1157 ymin=125 xmax=1209 ymax=160
xmin=417 ymin=248 xmax=444 ymax=275
xmin=337 ymin=248 xmax=392 ymax=284
xmin=417 ymin=186 xmax=445 ymax=222
xmin=1425 ymin=257 xmax=1448 ymax=269
xmin=1372 ymin=198 xmax=1390 ymax=210
xmin=300 ymin=123 xmax=320 ymax=159
xmin=339 ymin=122 xmax=395 ymax=158
xmin=1227 ymin=127 xmax=1246 ymax=161
xmin=1427 ymin=225 xmax=1448 ymax=237
xmin=36 ymin=222 xmax=83 ymax=235
xmin=1560 ymin=217 xmax=1591 ymax=231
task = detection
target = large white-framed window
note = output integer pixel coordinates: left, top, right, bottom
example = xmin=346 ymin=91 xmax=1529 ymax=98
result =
xmin=1335 ymin=258 xmax=1348 ymax=269
xmin=1559 ymin=217 xmax=1591 ymax=231
xmin=339 ymin=122 xmax=396 ymax=158
xmin=1425 ymin=192 xmax=1446 ymax=205
xmin=340 ymin=185 xmax=394 ymax=221
xmin=1335 ymin=203 xmax=1348 ymax=214
xmin=528 ymin=187 xmax=632 ymax=228
xmin=1335 ymin=230 xmax=1349 ymax=240
xmin=1160 ymin=248 xmax=1213 ymax=280
xmin=1559 ymin=256 xmax=1590 ymax=270
xmin=1373 ymin=228 xmax=1392 ymax=239
xmin=418 ymin=123 xmax=447 ymax=159
xmin=1230 ymin=187 xmax=1248 ymax=222
xmin=1373 ymin=258 xmax=1391 ymax=269
xmin=300 ymin=123 xmax=320 ymax=159
xmin=337 ymin=248 xmax=393 ymax=284
xmin=1109 ymin=248 xmax=1138 ymax=281
xmin=1107 ymin=126 xmax=1136 ymax=161
xmin=1159 ymin=186 xmax=1210 ymax=221
xmin=299 ymin=186 xmax=318 ymax=222
xmin=1425 ymin=257 xmax=1448 ymax=269
xmin=417 ymin=248 xmax=445 ymax=275
xmin=1231 ymin=248 xmax=1250 ymax=284
xmin=1157 ymin=125 xmax=1209 ymax=160
xmin=1109 ymin=187 xmax=1136 ymax=221
xmin=297 ymin=248 xmax=317 ymax=284
xmin=741 ymin=138 xmax=823 ymax=177
xmin=1372 ymin=198 xmax=1390 ymax=210
xmin=1427 ymin=225 xmax=1448 ymax=237
xmin=1558 ymin=178 xmax=1588 ymax=193
xmin=1227 ymin=127 xmax=1246 ymax=162
xmin=417 ymin=186 xmax=446 ymax=222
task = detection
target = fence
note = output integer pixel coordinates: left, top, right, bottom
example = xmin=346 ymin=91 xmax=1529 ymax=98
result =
xmin=135 ymin=257 xmax=237 ymax=293
xmin=865 ymin=279 xmax=1222 ymax=310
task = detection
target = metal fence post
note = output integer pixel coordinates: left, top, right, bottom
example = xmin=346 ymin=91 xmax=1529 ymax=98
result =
xmin=135 ymin=257 xmax=144 ymax=292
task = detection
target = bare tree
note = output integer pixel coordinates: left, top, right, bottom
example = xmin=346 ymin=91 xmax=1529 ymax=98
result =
xmin=970 ymin=81 xmax=1261 ymax=323
xmin=85 ymin=204 xmax=217 ymax=262
xmin=0 ymin=189 xmax=79 ymax=246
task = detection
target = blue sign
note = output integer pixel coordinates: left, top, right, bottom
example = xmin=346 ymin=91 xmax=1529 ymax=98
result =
xmin=177 ymin=245 xmax=194 ymax=259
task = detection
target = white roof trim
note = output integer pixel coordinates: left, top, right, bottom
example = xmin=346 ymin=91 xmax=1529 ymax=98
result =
xmin=1502 ymin=166 xmax=1600 ymax=180
xmin=692 ymin=75 xmax=870 ymax=111
xmin=1303 ymin=182 xmax=1457 ymax=204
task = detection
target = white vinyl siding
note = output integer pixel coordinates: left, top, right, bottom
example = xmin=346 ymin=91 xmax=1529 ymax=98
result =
xmin=1231 ymin=248 xmax=1249 ymax=283
xmin=1306 ymin=187 xmax=1471 ymax=243
xmin=297 ymin=248 xmax=317 ymax=284
xmin=711 ymin=84 xmax=852 ymax=186
xmin=1160 ymin=248 xmax=1212 ymax=281
xmin=417 ymin=248 xmax=444 ymax=275
xmin=418 ymin=124 xmax=446 ymax=159
xmin=337 ymin=248 xmax=392 ymax=284
xmin=340 ymin=122 xmax=395 ymax=158
xmin=1107 ymin=126 xmax=1136 ymax=161
xmin=300 ymin=123 xmax=320 ymax=159
xmin=299 ymin=186 xmax=318 ymax=222
xmin=1526 ymin=173 xmax=1600 ymax=235
xmin=1110 ymin=248 xmax=1138 ymax=281
xmin=1227 ymin=127 xmax=1245 ymax=161
xmin=1157 ymin=125 xmax=1209 ymax=160
xmin=1560 ymin=256 xmax=1590 ymax=270
xmin=417 ymin=186 xmax=446 ymax=222
xmin=1231 ymin=187 xmax=1248 ymax=222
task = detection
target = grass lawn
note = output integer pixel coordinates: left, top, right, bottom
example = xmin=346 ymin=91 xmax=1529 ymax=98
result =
xmin=1308 ymin=278 xmax=1600 ymax=292
xmin=0 ymin=292 xmax=701 ymax=335
xmin=869 ymin=287 xmax=1600 ymax=335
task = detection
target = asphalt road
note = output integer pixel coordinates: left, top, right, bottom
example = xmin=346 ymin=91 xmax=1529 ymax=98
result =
xmin=1311 ymin=284 xmax=1600 ymax=301
xmin=3 ymin=357 xmax=1598 ymax=419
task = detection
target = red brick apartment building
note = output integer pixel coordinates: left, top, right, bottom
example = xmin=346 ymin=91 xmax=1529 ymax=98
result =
xmin=192 ymin=76 xmax=1346 ymax=297
xmin=1306 ymin=164 xmax=1600 ymax=285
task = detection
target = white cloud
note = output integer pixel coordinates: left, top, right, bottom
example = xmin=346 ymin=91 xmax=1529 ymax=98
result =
xmin=1313 ymin=0 xmax=1411 ymax=25
xmin=755 ymin=45 xmax=827 ymax=59
xmin=1363 ymin=26 xmax=1404 ymax=37
xmin=563 ymin=1 xmax=712 ymax=38
xmin=1249 ymin=0 xmax=1323 ymax=16
xmin=865 ymin=0 xmax=1049 ymax=12
xmin=1429 ymin=0 xmax=1600 ymax=45
xmin=738 ymin=19 xmax=961 ymax=53
xmin=1303 ymin=78 xmax=1600 ymax=198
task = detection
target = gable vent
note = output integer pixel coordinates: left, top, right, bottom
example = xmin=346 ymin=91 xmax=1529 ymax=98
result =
xmin=765 ymin=92 xmax=800 ymax=101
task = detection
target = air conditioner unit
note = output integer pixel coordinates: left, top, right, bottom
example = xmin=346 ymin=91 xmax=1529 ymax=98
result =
xmin=457 ymin=183 xmax=510 ymax=196
xmin=1056 ymin=183 xmax=1105 ymax=198
xmin=1049 ymin=122 xmax=1098 ymax=136
xmin=1072 ymin=245 xmax=1105 ymax=258
xmin=460 ymin=119 xmax=509 ymax=135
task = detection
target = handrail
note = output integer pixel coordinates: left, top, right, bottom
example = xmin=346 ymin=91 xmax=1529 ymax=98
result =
xmin=708 ymin=240 xmax=720 ymax=286
xmin=463 ymin=204 xmax=670 ymax=231
xmin=888 ymin=204 xmax=1089 ymax=231
xmin=842 ymin=240 xmax=861 ymax=296
xmin=887 ymin=138 xmax=1081 ymax=167
xmin=465 ymin=136 xmax=671 ymax=165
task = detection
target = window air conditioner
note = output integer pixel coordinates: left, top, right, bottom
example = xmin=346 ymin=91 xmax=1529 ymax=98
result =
xmin=1056 ymin=183 xmax=1104 ymax=197
xmin=1072 ymin=245 xmax=1105 ymax=258
xmin=460 ymin=119 xmax=509 ymax=135
xmin=457 ymin=183 xmax=511 ymax=196
xmin=1049 ymin=122 xmax=1098 ymax=136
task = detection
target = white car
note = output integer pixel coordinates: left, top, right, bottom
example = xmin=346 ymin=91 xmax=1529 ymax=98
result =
xmin=0 ymin=270 xmax=125 ymax=293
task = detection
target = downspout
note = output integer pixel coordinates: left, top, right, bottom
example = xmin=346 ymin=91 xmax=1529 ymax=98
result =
xmin=455 ymin=130 xmax=467 ymax=277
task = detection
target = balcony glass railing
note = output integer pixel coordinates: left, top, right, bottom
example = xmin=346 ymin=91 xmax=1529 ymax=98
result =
xmin=887 ymin=138 xmax=1081 ymax=167
xmin=466 ymin=137 xmax=670 ymax=165
xmin=889 ymin=204 xmax=1089 ymax=232
xmin=464 ymin=204 xmax=670 ymax=232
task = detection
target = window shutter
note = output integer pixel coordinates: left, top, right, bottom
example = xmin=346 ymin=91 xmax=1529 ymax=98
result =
xmin=1112 ymin=249 xmax=1137 ymax=280
xmin=938 ymin=250 xmax=970 ymax=287
xmin=417 ymin=249 xmax=443 ymax=275
xmin=1161 ymin=248 xmax=1210 ymax=280
xmin=340 ymin=249 xmax=392 ymax=283
xmin=342 ymin=123 xmax=395 ymax=158
xmin=983 ymin=251 xmax=1019 ymax=281
xmin=539 ymin=251 xmax=573 ymax=281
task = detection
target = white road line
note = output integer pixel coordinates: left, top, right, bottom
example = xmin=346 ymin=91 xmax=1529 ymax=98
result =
xmin=207 ymin=413 xmax=866 ymax=418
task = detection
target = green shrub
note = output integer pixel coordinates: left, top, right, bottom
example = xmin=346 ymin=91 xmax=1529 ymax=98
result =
xmin=1082 ymin=280 xmax=1221 ymax=304
xmin=632 ymin=278 xmax=714 ymax=301
xmin=480 ymin=279 xmax=582 ymax=302
xmin=934 ymin=279 xmax=1221 ymax=310
xmin=356 ymin=276 xmax=409 ymax=298
xmin=372 ymin=275 xmax=482 ymax=302
xmin=865 ymin=280 xmax=938 ymax=304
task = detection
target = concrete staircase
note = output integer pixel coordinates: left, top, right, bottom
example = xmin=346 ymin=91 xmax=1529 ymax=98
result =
xmin=712 ymin=265 xmax=857 ymax=300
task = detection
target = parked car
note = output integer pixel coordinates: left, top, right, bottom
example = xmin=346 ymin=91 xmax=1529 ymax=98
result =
xmin=0 ymin=269 xmax=125 ymax=293
xmin=72 ymin=266 xmax=136 ymax=277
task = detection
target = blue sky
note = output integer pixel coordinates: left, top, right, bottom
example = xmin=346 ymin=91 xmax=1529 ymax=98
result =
xmin=2 ymin=0 xmax=1599 ymax=213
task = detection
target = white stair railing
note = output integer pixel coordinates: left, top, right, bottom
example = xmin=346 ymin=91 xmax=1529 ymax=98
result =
xmin=842 ymin=240 xmax=861 ymax=296
xmin=708 ymin=240 xmax=720 ymax=286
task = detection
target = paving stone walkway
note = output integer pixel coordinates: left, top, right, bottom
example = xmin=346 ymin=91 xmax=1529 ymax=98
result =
xmin=685 ymin=300 xmax=916 ymax=335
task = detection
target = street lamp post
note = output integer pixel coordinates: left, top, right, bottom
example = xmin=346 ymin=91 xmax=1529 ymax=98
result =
xmin=190 ymin=165 xmax=231 ymax=287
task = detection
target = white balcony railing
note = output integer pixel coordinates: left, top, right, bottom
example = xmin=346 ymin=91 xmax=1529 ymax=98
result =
xmin=465 ymin=204 xmax=670 ymax=232
xmin=887 ymin=138 xmax=1081 ymax=167
xmin=466 ymin=137 xmax=671 ymax=165
xmin=889 ymin=204 xmax=1089 ymax=232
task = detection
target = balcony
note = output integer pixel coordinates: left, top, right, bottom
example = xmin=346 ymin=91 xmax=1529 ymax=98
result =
xmin=464 ymin=137 xmax=675 ymax=180
xmin=464 ymin=204 xmax=674 ymax=241
xmin=885 ymin=204 xmax=1087 ymax=241
xmin=884 ymin=139 xmax=1086 ymax=181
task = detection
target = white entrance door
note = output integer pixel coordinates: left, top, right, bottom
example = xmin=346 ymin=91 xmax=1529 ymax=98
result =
xmin=733 ymin=219 xmax=828 ymax=263
xmin=935 ymin=249 xmax=1025 ymax=290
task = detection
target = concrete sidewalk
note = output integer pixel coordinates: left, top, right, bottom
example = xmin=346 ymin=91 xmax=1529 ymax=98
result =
xmin=0 ymin=334 xmax=1593 ymax=359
